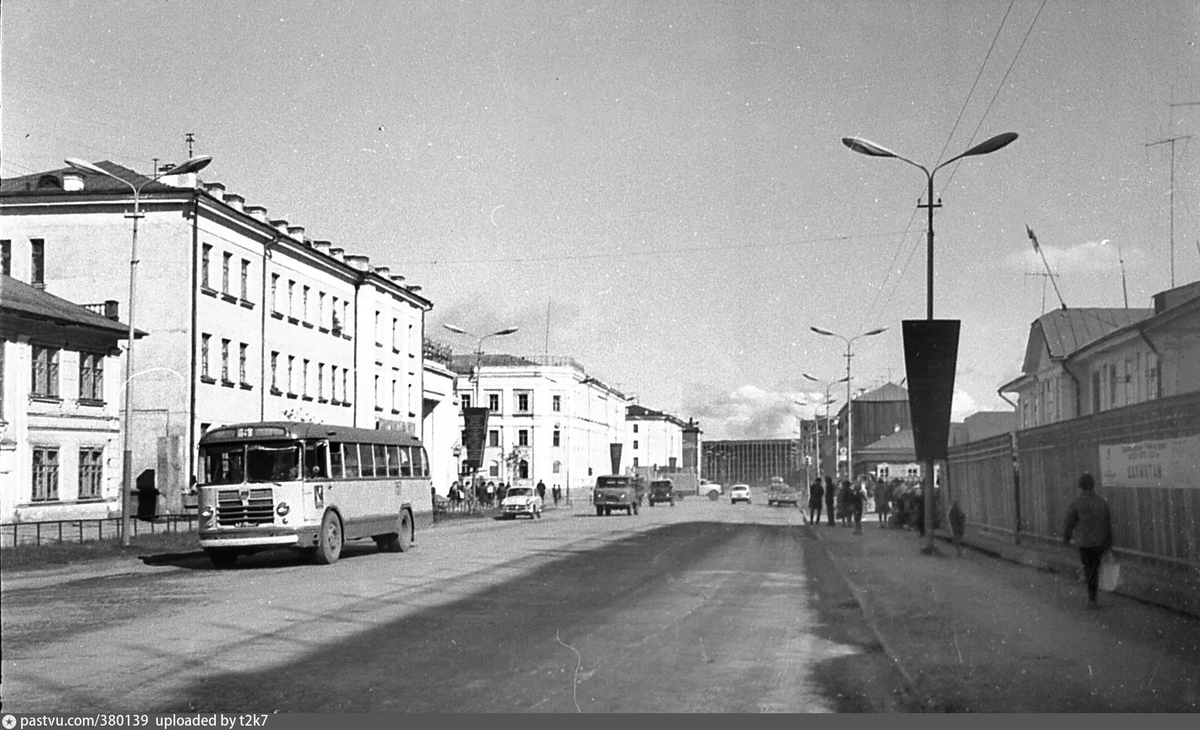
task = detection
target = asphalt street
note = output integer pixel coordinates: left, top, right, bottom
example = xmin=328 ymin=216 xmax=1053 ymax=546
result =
xmin=2 ymin=496 xmax=904 ymax=713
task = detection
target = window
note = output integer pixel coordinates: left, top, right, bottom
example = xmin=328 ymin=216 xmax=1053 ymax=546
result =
xmin=392 ymin=318 xmax=399 ymax=349
xmin=303 ymin=285 xmax=310 ymax=322
xmin=1091 ymin=371 xmax=1101 ymax=414
xmin=202 ymin=244 xmax=212 ymax=288
xmin=1108 ymin=363 xmax=1118 ymax=408
xmin=1148 ymin=353 xmax=1160 ymax=400
xmin=222 ymin=252 xmax=232 ymax=294
xmin=287 ymin=281 xmax=295 ymax=317
xmin=319 ymin=293 xmax=326 ymax=328
xmin=79 ymin=352 xmax=103 ymax=401
xmin=270 ymin=352 xmax=279 ymax=391
xmin=271 ymin=274 xmax=280 ymax=311
xmin=303 ymin=359 xmax=310 ymax=396
xmin=461 ymin=394 xmax=472 ymax=410
xmin=330 ymin=365 xmax=338 ymax=401
xmin=552 ymin=395 xmax=561 ymax=412
xmin=1 ymin=240 xmax=10 ymax=275
xmin=391 ymin=379 xmax=398 ymax=411
xmin=32 ymin=448 xmax=59 ymax=502
xmin=342 ymin=369 xmax=348 ymax=403
xmin=240 ymin=259 xmax=250 ymax=300
xmin=552 ymin=460 xmax=561 ymax=474
xmin=633 ymin=440 xmax=639 ymax=450
xmin=31 ymin=345 xmax=60 ymax=397
xmin=220 ymin=339 xmax=231 ymax=383
xmin=518 ymin=429 xmax=529 ymax=447
xmin=553 ymin=429 xmax=561 ymax=447
xmin=201 ymin=335 xmax=211 ymax=380
xmin=343 ymin=444 xmax=361 ymax=478
xmin=633 ymin=424 xmax=639 ymax=433
xmin=79 ymin=448 xmax=104 ymax=500
xmin=31 ymin=239 xmax=45 ymax=286
xmin=375 ymin=311 xmax=382 ymax=344
xmin=489 ymin=429 xmax=500 ymax=447
xmin=1124 ymin=357 xmax=1134 ymax=405
xmin=488 ymin=393 xmax=500 ymax=412
xmin=239 ymin=343 xmax=248 ymax=384
xmin=516 ymin=391 xmax=531 ymax=413
xmin=287 ymin=356 xmax=295 ymax=394
xmin=318 ymin=363 xmax=325 ymax=400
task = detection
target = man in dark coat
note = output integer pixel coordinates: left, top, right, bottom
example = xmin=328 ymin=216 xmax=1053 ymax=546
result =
xmin=824 ymin=476 xmax=836 ymax=526
xmin=808 ymin=478 xmax=825 ymax=525
xmin=1063 ymin=472 xmax=1114 ymax=609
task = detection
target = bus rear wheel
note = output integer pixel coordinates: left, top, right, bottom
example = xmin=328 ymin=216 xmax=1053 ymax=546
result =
xmin=313 ymin=510 xmax=343 ymax=565
xmin=206 ymin=549 xmax=238 ymax=569
xmin=376 ymin=510 xmax=412 ymax=553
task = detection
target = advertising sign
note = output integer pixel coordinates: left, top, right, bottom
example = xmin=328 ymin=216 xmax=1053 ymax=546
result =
xmin=903 ymin=319 xmax=960 ymax=462
xmin=1099 ymin=435 xmax=1200 ymax=489
xmin=462 ymin=407 xmax=490 ymax=470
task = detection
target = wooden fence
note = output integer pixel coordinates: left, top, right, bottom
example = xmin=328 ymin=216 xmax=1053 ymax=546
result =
xmin=947 ymin=390 xmax=1200 ymax=570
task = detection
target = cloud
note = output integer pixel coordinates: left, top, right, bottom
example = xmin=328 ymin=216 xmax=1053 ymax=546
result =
xmin=684 ymin=383 xmax=815 ymax=440
xmin=951 ymin=389 xmax=979 ymax=422
xmin=1003 ymin=236 xmax=1146 ymax=274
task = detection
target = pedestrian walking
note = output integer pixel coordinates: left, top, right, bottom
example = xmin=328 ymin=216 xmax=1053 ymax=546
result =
xmin=536 ymin=479 xmax=546 ymax=503
xmin=850 ymin=476 xmax=868 ymax=534
xmin=808 ymin=477 xmax=825 ymax=525
xmin=824 ymin=476 xmax=836 ymax=526
xmin=837 ymin=480 xmax=852 ymax=527
xmin=552 ymin=484 xmax=561 ymax=506
xmin=486 ymin=481 xmax=496 ymax=507
xmin=1063 ymin=472 xmax=1114 ymax=609
xmin=875 ymin=478 xmax=891 ymax=527
xmin=948 ymin=500 xmax=966 ymax=557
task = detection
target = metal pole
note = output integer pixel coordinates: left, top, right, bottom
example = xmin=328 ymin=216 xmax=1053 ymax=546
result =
xmin=120 ymin=191 xmax=142 ymax=547
xmin=845 ymin=345 xmax=852 ymax=481
xmin=923 ymin=170 xmax=937 ymax=553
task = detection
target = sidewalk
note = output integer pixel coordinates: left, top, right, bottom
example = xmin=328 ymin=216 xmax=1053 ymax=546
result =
xmin=811 ymin=521 xmax=1200 ymax=712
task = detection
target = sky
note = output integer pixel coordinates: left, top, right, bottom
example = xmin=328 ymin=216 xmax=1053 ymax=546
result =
xmin=3 ymin=0 xmax=1198 ymax=440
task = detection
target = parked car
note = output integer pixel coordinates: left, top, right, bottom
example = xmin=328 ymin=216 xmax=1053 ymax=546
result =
xmin=767 ymin=480 xmax=801 ymax=507
xmin=501 ymin=485 xmax=543 ymax=519
xmin=730 ymin=484 xmax=751 ymax=504
xmin=700 ymin=480 xmax=724 ymax=500
xmin=648 ymin=479 xmax=675 ymax=506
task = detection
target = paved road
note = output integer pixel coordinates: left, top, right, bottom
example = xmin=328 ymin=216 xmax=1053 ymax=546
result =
xmin=2 ymin=496 xmax=904 ymax=713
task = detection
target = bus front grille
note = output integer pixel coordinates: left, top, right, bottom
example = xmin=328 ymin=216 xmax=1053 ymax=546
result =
xmin=216 ymin=488 xmax=275 ymax=526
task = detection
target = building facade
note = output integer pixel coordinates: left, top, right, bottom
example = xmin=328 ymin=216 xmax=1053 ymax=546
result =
xmin=830 ymin=382 xmax=912 ymax=479
xmin=701 ymin=439 xmax=798 ymax=488
xmin=0 ymin=276 xmax=134 ymax=522
xmin=1 ymin=161 xmax=440 ymax=513
xmin=448 ymin=353 xmax=627 ymax=498
xmin=1000 ymin=282 xmax=1200 ymax=428
xmin=624 ymin=404 xmax=686 ymax=472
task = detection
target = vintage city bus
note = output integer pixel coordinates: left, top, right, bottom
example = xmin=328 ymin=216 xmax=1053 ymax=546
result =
xmin=196 ymin=422 xmax=431 ymax=568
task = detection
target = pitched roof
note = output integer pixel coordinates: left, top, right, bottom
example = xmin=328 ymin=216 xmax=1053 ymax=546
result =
xmin=1024 ymin=307 xmax=1153 ymax=372
xmin=0 ymin=161 xmax=177 ymax=196
xmin=859 ymin=429 xmax=915 ymax=453
xmin=0 ymin=275 xmax=135 ymax=336
xmin=856 ymin=382 xmax=909 ymax=402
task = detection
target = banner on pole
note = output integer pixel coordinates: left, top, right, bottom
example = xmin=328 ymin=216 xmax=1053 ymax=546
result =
xmin=903 ymin=320 xmax=960 ymax=462
xmin=462 ymin=407 xmax=490 ymax=469
xmin=610 ymin=442 xmax=623 ymax=475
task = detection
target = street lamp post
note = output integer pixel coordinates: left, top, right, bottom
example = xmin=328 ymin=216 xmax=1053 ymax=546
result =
xmin=442 ymin=324 xmax=518 ymax=484
xmin=843 ymin=131 xmax=1016 ymax=552
xmin=65 ymin=156 xmax=213 ymax=546
xmin=810 ymin=328 xmax=887 ymax=481
xmin=800 ymin=374 xmax=848 ymax=478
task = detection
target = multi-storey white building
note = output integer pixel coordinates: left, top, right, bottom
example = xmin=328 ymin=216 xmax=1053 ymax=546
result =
xmin=0 ymin=160 xmax=456 ymax=514
xmin=448 ymin=354 xmax=627 ymax=499
xmin=624 ymin=404 xmax=685 ymax=472
xmin=0 ymin=276 xmax=132 ymax=522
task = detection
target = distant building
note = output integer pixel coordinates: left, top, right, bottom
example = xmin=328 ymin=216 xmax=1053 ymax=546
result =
xmin=701 ymin=439 xmax=797 ymax=487
xmin=949 ymin=411 xmax=1016 ymax=446
xmin=1 ymin=161 xmax=445 ymax=512
xmin=1 ymin=276 xmax=138 ymax=522
xmin=625 ymin=403 xmax=686 ymax=473
xmin=449 ymin=353 xmax=627 ymax=497
xmin=1000 ymin=281 xmax=1200 ymax=428
xmin=830 ymin=382 xmax=912 ymax=479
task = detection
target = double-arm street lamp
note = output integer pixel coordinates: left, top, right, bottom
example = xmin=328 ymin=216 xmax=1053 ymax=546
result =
xmin=843 ymin=131 xmax=1016 ymax=552
xmin=65 ymin=155 xmax=213 ymax=546
xmin=810 ymin=327 xmax=887 ymax=480
xmin=800 ymin=374 xmax=849 ymax=478
xmin=441 ymin=324 xmax=520 ymax=405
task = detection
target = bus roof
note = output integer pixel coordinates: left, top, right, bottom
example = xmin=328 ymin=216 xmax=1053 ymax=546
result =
xmin=199 ymin=421 xmax=423 ymax=447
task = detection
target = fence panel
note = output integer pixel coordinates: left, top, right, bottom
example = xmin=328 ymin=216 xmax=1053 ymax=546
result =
xmin=948 ymin=433 xmax=1016 ymax=536
xmin=1015 ymin=391 xmax=1200 ymax=567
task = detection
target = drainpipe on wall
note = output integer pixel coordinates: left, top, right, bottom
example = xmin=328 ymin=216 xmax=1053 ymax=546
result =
xmin=352 ymin=273 xmax=363 ymax=428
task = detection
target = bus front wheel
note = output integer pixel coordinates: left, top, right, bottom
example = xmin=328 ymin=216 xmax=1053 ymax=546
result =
xmin=314 ymin=511 xmax=343 ymax=565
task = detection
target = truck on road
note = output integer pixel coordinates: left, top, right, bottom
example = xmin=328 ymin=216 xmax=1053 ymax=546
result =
xmin=592 ymin=475 xmax=646 ymax=516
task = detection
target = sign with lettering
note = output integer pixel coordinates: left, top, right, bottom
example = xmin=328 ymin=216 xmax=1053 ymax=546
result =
xmin=1099 ymin=435 xmax=1200 ymax=489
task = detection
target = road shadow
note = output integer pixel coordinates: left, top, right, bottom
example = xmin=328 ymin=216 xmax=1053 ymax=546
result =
xmin=138 ymin=542 xmax=383 ymax=571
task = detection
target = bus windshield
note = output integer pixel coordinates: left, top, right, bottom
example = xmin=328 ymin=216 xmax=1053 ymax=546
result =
xmin=200 ymin=442 xmax=302 ymax=485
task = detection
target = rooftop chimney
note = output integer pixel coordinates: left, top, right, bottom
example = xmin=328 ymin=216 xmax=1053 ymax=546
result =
xmin=287 ymin=225 xmax=306 ymax=243
xmin=270 ymin=218 xmax=290 ymax=235
xmin=245 ymin=205 xmax=268 ymax=222
xmin=374 ymin=266 xmax=391 ymax=278
xmin=344 ymin=254 xmax=371 ymax=272
xmin=389 ymin=274 xmax=407 ymax=283
xmin=329 ymin=247 xmax=345 ymax=262
xmin=223 ymin=193 xmax=245 ymax=211
xmin=203 ymin=182 xmax=226 ymax=198
xmin=313 ymin=239 xmax=332 ymax=254
xmin=63 ymin=172 xmax=85 ymax=192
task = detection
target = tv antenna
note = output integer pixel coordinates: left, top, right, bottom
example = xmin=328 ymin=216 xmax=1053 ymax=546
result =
xmin=1144 ymin=100 xmax=1199 ymax=288
xmin=1024 ymin=267 xmax=1058 ymax=314
xmin=1104 ymin=239 xmax=1130 ymax=308
xmin=1025 ymin=225 xmax=1067 ymax=310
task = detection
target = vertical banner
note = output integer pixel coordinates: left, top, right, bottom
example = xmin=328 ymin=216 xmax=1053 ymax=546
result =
xmin=610 ymin=442 xmax=623 ymax=475
xmin=903 ymin=320 xmax=960 ymax=462
xmin=463 ymin=407 xmax=490 ymax=470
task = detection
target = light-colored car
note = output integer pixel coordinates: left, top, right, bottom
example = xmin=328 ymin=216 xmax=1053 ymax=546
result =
xmin=767 ymin=480 xmax=801 ymax=507
xmin=700 ymin=480 xmax=724 ymax=500
xmin=730 ymin=484 xmax=751 ymax=504
xmin=501 ymin=485 xmax=543 ymax=519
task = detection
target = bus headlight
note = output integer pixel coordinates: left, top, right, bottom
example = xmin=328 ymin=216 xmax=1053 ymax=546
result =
xmin=276 ymin=502 xmax=290 ymax=517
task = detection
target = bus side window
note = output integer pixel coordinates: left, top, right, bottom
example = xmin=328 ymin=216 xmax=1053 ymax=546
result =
xmin=359 ymin=443 xmax=375 ymax=478
xmin=387 ymin=445 xmax=402 ymax=477
xmin=343 ymin=443 xmax=361 ymax=478
xmin=414 ymin=447 xmax=429 ymax=478
xmin=305 ymin=442 xmax=329 ymax=479
xmin=329 ymin=443 xmax=344 ymax=479
xmin=373 ymin=444 xmax=387 ymax=479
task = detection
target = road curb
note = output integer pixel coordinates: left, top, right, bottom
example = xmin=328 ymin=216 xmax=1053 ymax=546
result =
xmin=808 ymin=526 xmax=919 ymax=697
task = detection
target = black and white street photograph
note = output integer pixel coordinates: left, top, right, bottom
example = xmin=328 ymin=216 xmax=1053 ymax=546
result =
xmin=2 ymin=0 xmax=1198 ymax=715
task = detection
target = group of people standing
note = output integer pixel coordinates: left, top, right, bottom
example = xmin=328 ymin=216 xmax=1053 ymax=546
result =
xmin=806 ymin=474 xmax=876 ymax=534
xmin=445 ymin=478 xmax=564 ymax=508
